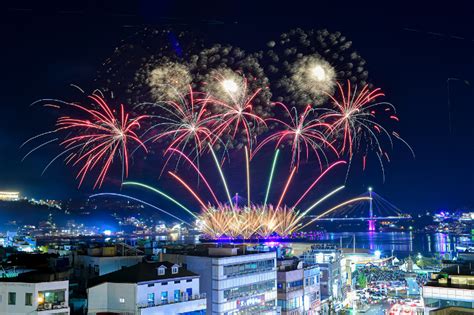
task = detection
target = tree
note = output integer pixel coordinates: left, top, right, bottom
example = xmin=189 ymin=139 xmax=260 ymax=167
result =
xmin=357 ymin=272 xmax=367 ymax=288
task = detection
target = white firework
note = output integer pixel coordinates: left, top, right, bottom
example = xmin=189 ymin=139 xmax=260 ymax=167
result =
xmin=286 ymin=55 xmax=337 ymax=104
xmin=204 ymin=68 xmax=247 ymax=106
xmin=146 ymin=61 xmax=193 ymax=101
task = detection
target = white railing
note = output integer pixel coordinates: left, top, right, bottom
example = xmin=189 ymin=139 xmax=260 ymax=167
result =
xmin=138 ymin=293 xmax=207 ymax=309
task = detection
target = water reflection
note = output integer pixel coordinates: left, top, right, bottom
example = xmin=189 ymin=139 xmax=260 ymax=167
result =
xmin=142 ymin=231 xmax=465 ymax=259
xmin=305 ymin=232 xmax=463 ymax=258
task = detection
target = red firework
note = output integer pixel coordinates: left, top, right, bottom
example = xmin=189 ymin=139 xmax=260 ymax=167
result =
xmin=206 ymin=77 xmax=267 ymax=148
xmin=253 ymin=103 xmax=338 ymax=169
xmin=320 ymin=81 xmax=388 ymax=157
xmin=57 ymin=95 xmax=148 ymax=188
xmin=147 ymin=87 xmax=220 ymax=157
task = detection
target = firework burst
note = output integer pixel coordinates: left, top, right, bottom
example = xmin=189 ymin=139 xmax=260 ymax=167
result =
xmin=254 ymin=103 xmax=338 ymax=169
xmin=23 ymin=94 xmax=149 ymax=188
xmin=320 ymin=81 xmax=414 ymax=179
xmin=190 ymin=44 xmax=273 ymax=148
xmin=146 ymin=60 xmax=193 ymax=102
xmin=262 ymin=28 xmax=369 ymax=106
xmin=142 ymin=86 xmax=221 ymax=162
xmin=205 ymin=73 xmax=268 ymax=149
xmin=96 ymin=28 xmax=203 ymax=105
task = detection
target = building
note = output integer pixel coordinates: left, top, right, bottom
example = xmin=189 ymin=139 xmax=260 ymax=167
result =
xmin=301 ymin=244 xmax=342 ymax=300
xmin=74 ymin=245 xmax=144 ymax=288
xmin=422 ymin=264 xmax=474 ymax=314
xmin=0 ymin=191 xmax=20 ymax=201
xmin=276 ymin=257 xmax=322 ymax=315
xmin=87 ymin=261 xmax=206 ymax=315
xmin=303 ymin=264 xmax=321 ymax=314
xmin=0 ymin=271 xmax=69 ymax=314
xmin=163 ymin=245 xmax=278 ymax=315
xmin=277 ymin=258 xmax=305 ymax=314
xmin=428 ymin=306 xmax=474 ymax=314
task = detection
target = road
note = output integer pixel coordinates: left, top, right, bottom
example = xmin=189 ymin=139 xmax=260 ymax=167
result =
xmin=366 ymin=303 xmax=390 ymax=315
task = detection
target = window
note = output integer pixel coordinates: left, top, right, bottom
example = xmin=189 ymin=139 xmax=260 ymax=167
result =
xmin=38 ymin=290 xmax=65 ymax=306
xmin=186 ymin=279 xmax=192 ymax=283
xmin=147 ymin=293 xmax=154 ymax=305
xmin=148 ymin=283 xmax=154 ymax=287
xmin=161 ymin=291 xmax=168 ymax=302
xmin=119 ymin=297 xmax=125 ymax=303
xmin=158 ymin=267 xmax=165 ymax=275
xmin=223 ymin=259 xmax=275 ymax=277
xmin=224 ymin=280 xmax=276 ymax=300
xmin=174 ymin=280 xmax=180 ymax=284
xmin=25 ymin=293 xmax=32 ymax=306
xmin=161 ymin=281 xmax=168 ymax=285
xmin=8 ymin=292 xmax=16 ymax=305
xmin=186 ymin=288 xmax=192 ymax=298
xmin=172 ymin=266 xmax=178 ymax=274
xmin=174 ymin=290 xmax=180 ymax=302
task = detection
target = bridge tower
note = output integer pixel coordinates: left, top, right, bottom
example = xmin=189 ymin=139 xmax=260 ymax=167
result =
xmin=368 ymin=187 xmax=376 ymax=232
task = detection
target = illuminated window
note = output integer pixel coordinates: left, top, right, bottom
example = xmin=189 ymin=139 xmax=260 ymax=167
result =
xmin=158 ymin=267 xmax=166 ymax=275
xmin=161 ymin=291 xmax=168 ymax=302
xmin=172 ymin=266 xmax=178 ymax=274
xmin=119 ymin=297 xmax=125 ymax=303
xmin=147 ymin=293 xmax=154 ymax=305
xmin=38 ymin=290 xmax=65 ymax=306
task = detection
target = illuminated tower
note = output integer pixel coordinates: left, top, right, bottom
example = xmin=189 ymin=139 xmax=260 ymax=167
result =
xmin=368 ymin=187 xmax=376 ymax=232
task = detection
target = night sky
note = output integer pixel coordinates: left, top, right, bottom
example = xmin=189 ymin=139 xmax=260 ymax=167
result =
xmin=1 ymin=1 xmax=474 ymax=213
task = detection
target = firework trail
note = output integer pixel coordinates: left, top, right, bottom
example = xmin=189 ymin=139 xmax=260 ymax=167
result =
xmin=106 ymin=147 xmax=359 ymax=239
xmin=90 ymin=192 xmax=194 ymax=226
xmin=23 ymin=94 xmax=148 ymax=188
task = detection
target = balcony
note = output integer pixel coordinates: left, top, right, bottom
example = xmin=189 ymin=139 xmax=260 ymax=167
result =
xmin=37 ymin=302 xmax=69 ymax=313
xmin=138 ymin=293 xmax=207 ymax=309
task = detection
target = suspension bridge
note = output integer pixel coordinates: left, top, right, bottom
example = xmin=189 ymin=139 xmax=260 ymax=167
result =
xmin=307 ymin=187 xmax=411 ymax=231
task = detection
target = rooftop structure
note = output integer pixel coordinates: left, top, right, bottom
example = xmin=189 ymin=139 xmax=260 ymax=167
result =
xmin=162 ymin=244 xmax=278 ymax=315
xmin=87 ymin=261 xmax=206 ymax=315
xmin=74 ymin=245 xmax=144 ymax=289
xmin=0 ymin=271 xmax=69 ymax=314
xmin=422 ymin=263 xmax=474 ymax=313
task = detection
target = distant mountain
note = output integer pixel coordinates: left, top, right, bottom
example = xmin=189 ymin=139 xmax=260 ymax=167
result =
xmin=0 ymin=199 xmax=185 ymax=232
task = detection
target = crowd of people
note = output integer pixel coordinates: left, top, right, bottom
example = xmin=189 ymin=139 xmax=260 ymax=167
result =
xmin=355 ymin=262 xmax=430 ymax=293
